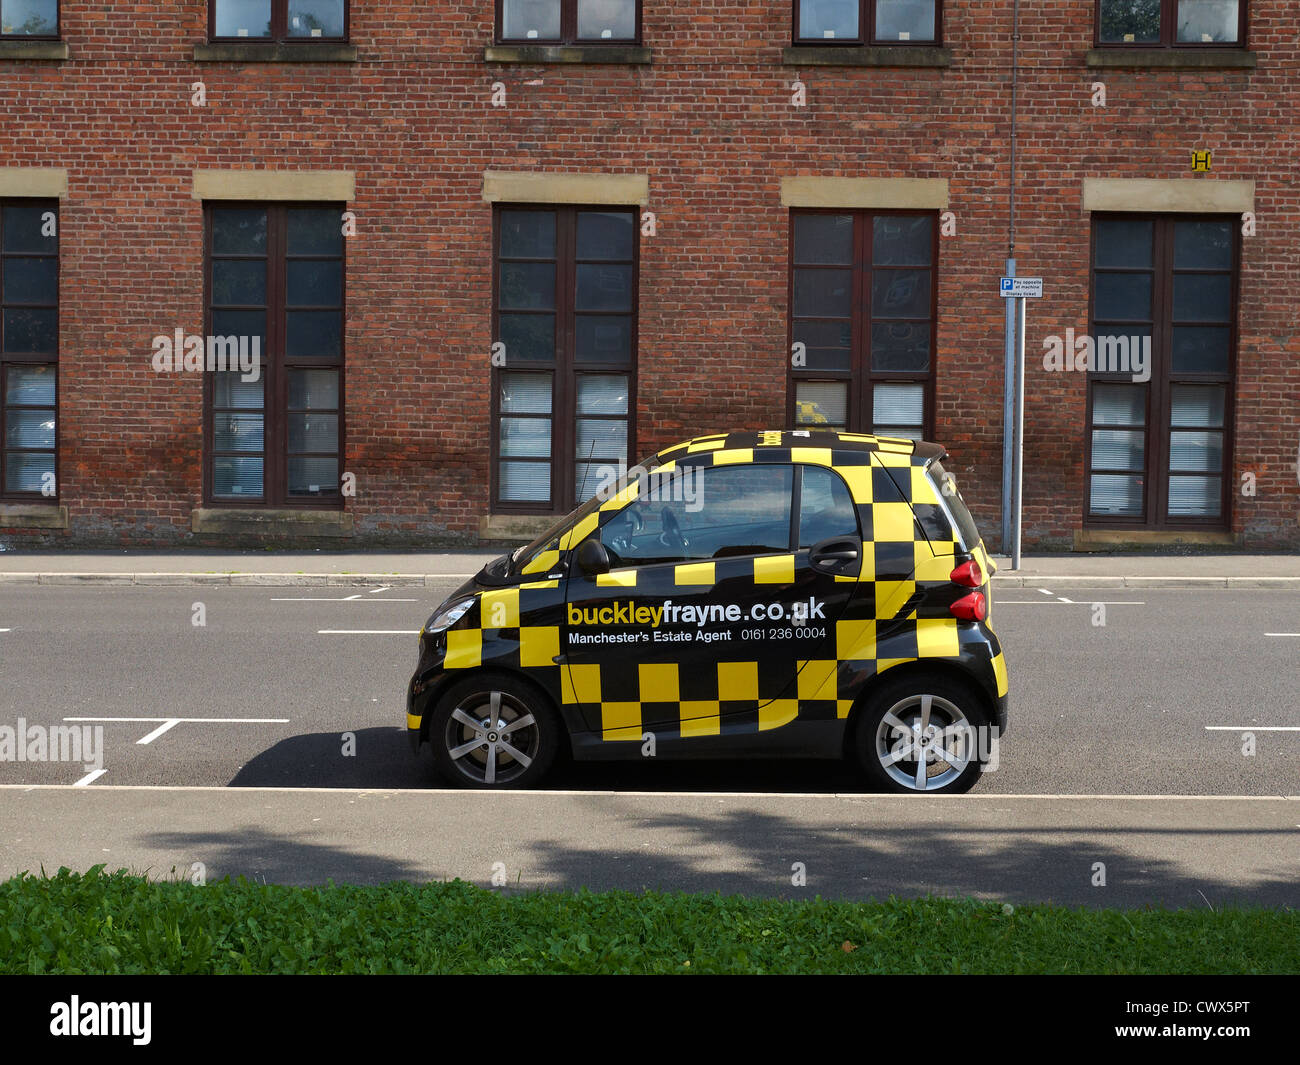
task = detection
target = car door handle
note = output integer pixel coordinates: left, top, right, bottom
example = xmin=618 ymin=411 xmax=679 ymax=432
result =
xmin=809 ymin=537 xmax=861 ymax=574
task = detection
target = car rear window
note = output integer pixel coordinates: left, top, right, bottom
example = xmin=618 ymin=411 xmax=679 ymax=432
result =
xmin=927 ymin=459 xmax=983 ymax=551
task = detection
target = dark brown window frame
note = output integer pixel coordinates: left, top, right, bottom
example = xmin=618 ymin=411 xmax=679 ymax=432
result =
xmin=202 ymin=201 xmax=346 ymax=509
xmin=490 ymin=203 xmax=639 ymax=515
xmin=209 ymin=0 xmax=349 ymax=43
xmin=1084 ymin=212 xmax=1238 ymax=531
xmin=792 ymin=0 xmax=942 ymax=47
xmin=786 ymin=207 xmax=939 ymax=440
xmin=0 ymin=198 xmax=59 ymax=504
xmin=495 ymin=0 xmax=642 ymax=46
xmin=0 ymin=0 xmax=59 ymax=39
xmin=1094 ymin=0 xmax=1246 ymax=49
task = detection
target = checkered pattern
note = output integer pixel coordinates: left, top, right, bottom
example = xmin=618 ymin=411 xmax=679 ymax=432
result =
xmin=432 ymin=430 xmax=998 ymax=743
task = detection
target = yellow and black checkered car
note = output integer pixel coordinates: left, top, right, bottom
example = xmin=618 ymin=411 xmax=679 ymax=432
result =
xmin=406 ymin=429 xmax=1009 ymax=791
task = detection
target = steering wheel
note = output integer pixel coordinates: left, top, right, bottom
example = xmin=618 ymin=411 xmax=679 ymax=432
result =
xmin=607 ymin=507 xmax=643 ymax=555
xmin=658 ymin=507 xmax=689 ymax=553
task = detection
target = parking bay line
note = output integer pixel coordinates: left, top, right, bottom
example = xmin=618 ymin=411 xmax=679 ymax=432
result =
xmin=272 ymin=595 xmax=419 ymax=602
xmin=73 ymin=769 xmax=108 ymax=787
xmin=318 ymin=629 xmax=421 ymax=635
xmin=1265 ymin=633 xmax=1300 ymax=637
xmin=995 ymin=601 xmax=1145 ymax=605
xmin=64 ymin=715 xmax=290 ymax=746
xmin=1206 ymin=726 xmax=1300 ymax=732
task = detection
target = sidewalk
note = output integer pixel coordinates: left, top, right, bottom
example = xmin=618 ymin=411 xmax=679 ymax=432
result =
xmin=0 ymin=548 xmax=1296 ymax=587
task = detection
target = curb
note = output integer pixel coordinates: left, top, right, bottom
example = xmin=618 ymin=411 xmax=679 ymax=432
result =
xmin=0 ymin=572 xmax=476 ymax=587
xmin=1 ymin=572 xmax=1297 ymax=588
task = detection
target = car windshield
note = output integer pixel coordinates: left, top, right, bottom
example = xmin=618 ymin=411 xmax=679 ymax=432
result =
xmin=508 ymin=453 xmax=666 ymax=576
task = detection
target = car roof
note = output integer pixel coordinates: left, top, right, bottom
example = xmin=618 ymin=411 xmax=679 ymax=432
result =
xmin=654 ymin=430 xmax=947 ymax=466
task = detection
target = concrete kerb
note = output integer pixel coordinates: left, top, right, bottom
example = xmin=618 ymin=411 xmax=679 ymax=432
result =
xmin=0 ymin=571 xmax=1297 ymax=588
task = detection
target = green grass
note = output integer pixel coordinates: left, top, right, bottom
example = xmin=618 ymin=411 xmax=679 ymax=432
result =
xmin=1 ymin=867 xmax=1295 ymax=974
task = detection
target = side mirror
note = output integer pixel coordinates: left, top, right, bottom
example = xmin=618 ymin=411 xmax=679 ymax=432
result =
xmin=575 ymin=538 xmax=611 ymax=576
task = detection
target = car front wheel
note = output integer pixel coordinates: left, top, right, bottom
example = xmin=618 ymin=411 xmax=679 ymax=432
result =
xmin=853 ymin=675 xmax=991 ymax=794
xmin=429 ymin=673 xmax=560 ymax=789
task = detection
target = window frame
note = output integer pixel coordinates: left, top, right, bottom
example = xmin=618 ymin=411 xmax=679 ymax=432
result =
xmin=202 ymin=201 xmax=347 ymax=510
xmin=1083 ymin=212 xmax=1238 ymax=531
xmin=0 ymin=0 xmax=59 ymax=39
xmin=208 ymin=0 xmax=350 ymax=44
xmin=0 ymin=198 xmax=60 ymax=504
xmin=786 ymin=207 xmax=939 ymax=441
xmin=489 ymin=202 xmax=640 ymax=516
xmin=495 ymin=0 xmax=643 ymax=47
xmin=1093 ymin=0 xmax=1247 ymax=49
xmin=791 ymin=0 xmax=943 ymax=48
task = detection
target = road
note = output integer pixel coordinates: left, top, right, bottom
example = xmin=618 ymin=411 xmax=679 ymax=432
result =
xmin=0 ymin=581 xmax=1296 ymax=904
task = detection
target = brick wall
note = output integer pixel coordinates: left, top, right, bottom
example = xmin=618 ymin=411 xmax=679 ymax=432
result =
xmin=1 ymin=2 xmax=1295 ymax=549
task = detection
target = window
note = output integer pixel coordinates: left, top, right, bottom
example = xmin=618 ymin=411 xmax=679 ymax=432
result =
xmin=1 ymin=201 xmax=58 ymax=501
xmin=599 ymin=465 xmax=795 ymax=566
xmin=210 ymin=0 xmax=347 ymax=42
xmin=0 ymin=0 xmax=56 ymax=37
xmin=1097 ymin=1 xmax=1244 ymax=46
xmin=789 ymin=210 xmax=936 ymax=440
xmin=794 ymin=0 xmax=939 ymax=45
xmin=493 ymin=205 xmax=636 ymax=512
xmin=498 ymin=0 xmax=639 ymax=44
xmin=1086 ymin=215 xmax=1236 ymax=527
xmin=205 ymin=204 xmax=345 ymax=506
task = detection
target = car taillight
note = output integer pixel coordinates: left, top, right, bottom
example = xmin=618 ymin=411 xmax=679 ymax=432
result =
xmin=950 ymin=591 xmax=987 ymax=622
xmin=950 ymin=559 xmax=983 ymax=587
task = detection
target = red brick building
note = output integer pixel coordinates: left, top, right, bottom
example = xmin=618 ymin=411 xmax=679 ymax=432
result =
xmin=0 ymin=1 xmax=1295 ymax=550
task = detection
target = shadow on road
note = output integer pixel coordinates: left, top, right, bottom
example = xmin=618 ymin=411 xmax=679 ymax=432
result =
xmin=228 ymin=728 xmax=872 ymax=793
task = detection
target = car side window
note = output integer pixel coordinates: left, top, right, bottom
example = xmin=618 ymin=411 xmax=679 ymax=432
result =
xmin=798 ymin=466 xmax=859 ymax=547
xmin=599 ymin=464 xmax=794 ymax=566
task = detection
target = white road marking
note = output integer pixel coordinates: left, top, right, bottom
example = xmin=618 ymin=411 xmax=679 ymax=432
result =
xmin=1265 ymin=633 xmax=1300 ymax=637
xmin=370 ymin=586 xmax=391 ymax=594
xmin=996 ymin=601 xmax=1145 ymax=606
xmin=1057 ymin=597 xmax=1074 ymax=603
xmin=73 ymin=769 xmax=107 ymax=787
xmin=271 ymin=596 xmax=418 ymax=602
xmin=318 ymin=629 xmax=420 ymax=635
xmin=1038 ymin=588 xmax=1054 ymax=595
xmin=1205 ymin=726 xmax=1300 ymax=732
xmin=136 ymin=719 xmax=182 ymax=745
xmin=0 ymin=628 xmax=10 ymax=632
xmin=64 ymin=716 xmax=290 ymax=724
xmin=2 ymin=783 xmax=1296 ymax=800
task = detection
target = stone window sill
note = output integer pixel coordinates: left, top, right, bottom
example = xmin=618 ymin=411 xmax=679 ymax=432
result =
xmin=0 ymin=503 xmax=68 ymax=530
xmin=1085 ymin=48 xmax=1255 ymax=70
xmin=0 ymin=40 xmax=68 ymax=60
xmin=192 ymin=508 xmax=353 ymax=536
xmin=1075 ymin=528 xmax=1238 ymax=550
xmin=483 ymin=44 xmax=652 ymax=65
xmin=783 ymin=45 xmax=951 ymax=68
xmin=193 ymin=42 xmax=359 ymax=63
xmin=481 ymin=514 xmax=561 ymax=541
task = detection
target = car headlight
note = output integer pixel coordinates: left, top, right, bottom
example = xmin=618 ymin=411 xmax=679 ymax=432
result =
xmin=423 ymin=597 xmax=475 ymax=636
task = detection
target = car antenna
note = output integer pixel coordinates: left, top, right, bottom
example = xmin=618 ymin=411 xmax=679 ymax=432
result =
xmin=576 ymin=437 xmax=597 ymax=503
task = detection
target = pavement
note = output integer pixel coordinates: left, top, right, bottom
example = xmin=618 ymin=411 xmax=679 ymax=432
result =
xmin=2 ymin=786 xmax=1295 ymax=906
xmin=0 ymin=548 xmax=1295 ymax=586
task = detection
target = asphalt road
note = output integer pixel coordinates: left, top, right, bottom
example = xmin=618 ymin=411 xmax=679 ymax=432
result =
xmin=0 ymin=582 xmax=1296 ymax=794
xmin=1 ymin=582 xmax=1296 ymax=904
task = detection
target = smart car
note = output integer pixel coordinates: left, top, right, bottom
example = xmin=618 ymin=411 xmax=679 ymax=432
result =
xmin=407 ymin=429 xmax=1009 ymax=792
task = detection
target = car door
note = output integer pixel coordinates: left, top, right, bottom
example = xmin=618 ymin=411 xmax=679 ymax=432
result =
xmin=561 ymin=460 xmax=863 ymax=742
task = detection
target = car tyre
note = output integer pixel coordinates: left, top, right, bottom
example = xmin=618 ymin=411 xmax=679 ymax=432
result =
xmin=430 ymin=672 xmax=560 ymax=789
xmin=852 ymin=674 xmax=991 ymax=795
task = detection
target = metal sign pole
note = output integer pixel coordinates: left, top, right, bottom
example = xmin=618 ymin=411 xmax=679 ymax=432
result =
xmin=1001 ymin=258 xmax=1016 ymax=552
xmin=1012 ymin=295 xmax=1027 ymax=570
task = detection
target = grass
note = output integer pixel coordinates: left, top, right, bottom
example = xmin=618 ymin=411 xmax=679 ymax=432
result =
xmin=1 ymin=867 xmax=1295 ymax=975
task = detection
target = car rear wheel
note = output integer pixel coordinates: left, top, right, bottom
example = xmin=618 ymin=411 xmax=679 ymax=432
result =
xmin=853 ymin=675 xmax=990 ymax=794
xmin=430 ymin=673 xmax=560 ymax=789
